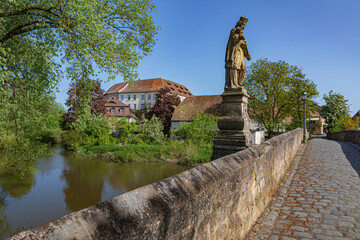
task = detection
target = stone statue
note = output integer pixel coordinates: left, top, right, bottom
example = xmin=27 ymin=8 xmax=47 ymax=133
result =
xmin=211 ymin=16 xmax=254 ymax=160
xmin=225 ymin=16 xmax=251 ymax=91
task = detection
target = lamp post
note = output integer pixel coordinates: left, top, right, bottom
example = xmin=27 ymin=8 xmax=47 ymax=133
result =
xmin=302 ymin=92 xmax=307 ymax=143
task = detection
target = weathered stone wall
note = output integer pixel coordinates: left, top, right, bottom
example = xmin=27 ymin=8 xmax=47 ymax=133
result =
xmin=328 ymin=130 xmax=360 ymax=145
xmin=11 ymin=128 xmax=304 ymax=240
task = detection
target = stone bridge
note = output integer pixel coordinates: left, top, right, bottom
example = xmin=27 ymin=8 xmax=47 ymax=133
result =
xmin=11 ymin=129 xmax=360 ymax=239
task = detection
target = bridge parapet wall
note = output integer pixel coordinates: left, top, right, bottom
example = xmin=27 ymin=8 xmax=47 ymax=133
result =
xmin=328 ymin=130 xmax=360 ymax=145
xmin=12 ymin=128 xmax=304 ymax=240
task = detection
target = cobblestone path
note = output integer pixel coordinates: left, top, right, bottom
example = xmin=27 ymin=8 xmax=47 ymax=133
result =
xmin=247 ymin=137 xmax=360 ymax=240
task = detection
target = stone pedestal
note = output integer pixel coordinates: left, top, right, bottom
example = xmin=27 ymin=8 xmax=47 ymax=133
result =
xmin=211 ymin=87 xmax=254 ymax=160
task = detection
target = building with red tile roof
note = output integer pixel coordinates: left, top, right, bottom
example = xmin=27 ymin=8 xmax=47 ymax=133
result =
xmin=105 ymin=97 xmax=137 ymax=124
xmin=170 ymin=95 xmax=222 ymax=129
xmin=105 ymin=78 xmax=193 ymax=111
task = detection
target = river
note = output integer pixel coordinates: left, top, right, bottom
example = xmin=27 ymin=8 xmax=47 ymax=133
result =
xmin=0 ymin=145 xmax=191 ymax=238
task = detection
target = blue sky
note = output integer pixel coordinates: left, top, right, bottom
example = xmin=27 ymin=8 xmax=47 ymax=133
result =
xmin=56 ymin=0 xmax=360 ymax=115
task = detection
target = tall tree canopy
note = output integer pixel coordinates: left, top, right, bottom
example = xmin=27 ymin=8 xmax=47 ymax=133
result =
xmin=63 ymin=79 xmax=106 ymax=128
xmin=320 ymin=90 xmax=351 ymax=133
xmin=244 ymin=58 xmax=318 ymax=136
xmin=146 ymin=87 xmax=181 ymax=135
xmin=0 ymin=0 xmax=158 ymax=81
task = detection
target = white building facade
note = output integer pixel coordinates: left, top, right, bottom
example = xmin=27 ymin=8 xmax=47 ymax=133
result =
xmin=105 ymin=78 xmax=192 ymax=110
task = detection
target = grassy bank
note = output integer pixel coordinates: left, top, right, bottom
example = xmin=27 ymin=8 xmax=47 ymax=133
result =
xmin=79 ymin=141 xmax=212 ymax=165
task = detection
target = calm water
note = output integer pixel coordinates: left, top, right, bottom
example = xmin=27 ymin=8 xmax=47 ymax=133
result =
xmin=0 ymin=145 xmax=191 ymax=238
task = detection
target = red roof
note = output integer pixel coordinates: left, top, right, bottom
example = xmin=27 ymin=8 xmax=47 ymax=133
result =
xmin=105 ymin=82 xmax=128 ymax=95
xmin=105 ymin=97 xmax=136 ymax=118
xmin=105 ymin=78 xmax=192 ymax=97
xmin=171 ymin=95 xmax=222 ymax=121
xmin=105 ymin=97 xmax=128 ymax=107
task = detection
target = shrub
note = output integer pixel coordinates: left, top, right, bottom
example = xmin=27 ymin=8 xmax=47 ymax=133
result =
xmin=0 ymin=134 xmax=19 ymax=150
xmin=137 ymin=116 xmax=164 ymax=143
xmin=171 ymin=113 xmax=218 ymax=143
xmin=114 ymin=117 xmax=137 ymax=142
xmin=61 ymin=131 xmax=84 ymax=151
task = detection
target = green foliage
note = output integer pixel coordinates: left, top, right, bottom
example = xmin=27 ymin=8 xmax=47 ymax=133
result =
xmin=330 ymin=114 xmax=358 ymax=133
xmin=114 ymin=117 xmax=137 ymax=142
xmin=171 ymin=113 xmax=218 ymax=143
xmin=61 ymin=131 xmax=84 ymax=152
xmin=137 ymin=116 xmax=164 ymax=143
xmin=71 ymin=113 xmax=111 ymax=146
xmin=0 ymin=0 xmax=158 ymax=82
xmin=320 ymin=91 xmax=351 ymax=133
xmin=244 ymin=58 xmax=318 ymax=136
xmin=0 ymin=142 xmax=51 ymax=178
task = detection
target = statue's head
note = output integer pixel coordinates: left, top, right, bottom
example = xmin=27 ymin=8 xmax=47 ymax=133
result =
xmin=236 ymin=16 xmax=248 ymax=29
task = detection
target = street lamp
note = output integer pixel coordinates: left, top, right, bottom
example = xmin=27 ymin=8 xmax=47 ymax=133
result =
xmin=302 ymin=92 xmax=307 ymax=143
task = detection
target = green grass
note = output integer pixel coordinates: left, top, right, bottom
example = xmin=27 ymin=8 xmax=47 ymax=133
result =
xmin=81 ymin=141 xmax=213 ymax=164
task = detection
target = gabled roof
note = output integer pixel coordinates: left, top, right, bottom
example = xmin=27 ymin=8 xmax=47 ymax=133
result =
xmin=105 ymin=78 xmax=193 ymax=97
xmin=171 ymin=95 xmax=222 ymax=121
xmin=104 ymin=97 xmax=129 ymax=107
xmin=105 ymin=82 xmax=128 ymax=95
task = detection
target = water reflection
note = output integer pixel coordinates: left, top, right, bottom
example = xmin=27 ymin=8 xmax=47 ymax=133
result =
xmin=0 ymin=191 xmax=11 ymax=239
xmin=61 ymin=152 xmax=109 ymax=212
xmin=0 ymin=145 xmax=191 ymax=238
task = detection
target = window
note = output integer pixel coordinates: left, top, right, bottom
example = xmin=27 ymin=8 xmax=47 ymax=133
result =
xmin=133 ymin=95 xmax=136 ymax=100
xmin=110 ymin=108 xmax=115 ymax=113
xmin=153 ymin=94 xmax=156 ymax=100
xmin=141 ymin=94 xmax=145 ymax=100
xmin=141 ymin=104 xmax=145 ymax=109
xmin=134 ymin=104 xmax=137 ymax=109
xmin=120 ymin=108 xmax=124 ymax=114
xmin=148 ymin=94 xmax=151 ymax=100
xmin=120 ymin=95 xmax=124 ymax=101
xmin=127 ymin=95 xmax=131 ymax=101
xmin=128 ymin=104 xmax=131 ymax=107
xmin=148 ymin=104 xmax=151 ymax=109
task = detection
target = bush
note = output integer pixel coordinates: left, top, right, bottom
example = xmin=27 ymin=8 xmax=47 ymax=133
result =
xmin=114 ymin=117 xmax=137 ymax=142
xmin=329 ymin=114 xmax=358 ymax=133
xmin=171 ymin=113 xmax=218 ymax=143
xmin=0 ymin=134 xmax=19 ymax=150
xmin=137 ymin=116 xmax=164 ymax=143
xmin=61 ymin=131 xmax=84 ymax=151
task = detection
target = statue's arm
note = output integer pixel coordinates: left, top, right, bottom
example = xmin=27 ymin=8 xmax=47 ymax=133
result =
xmin=242 ymin=40 xmax=251 ymax=60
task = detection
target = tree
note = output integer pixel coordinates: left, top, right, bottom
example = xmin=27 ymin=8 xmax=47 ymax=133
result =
xmin=320 ymin=90 xmax=351 ymax=133
xmin=146 ymin=87 xmax=181 ymax=135
xmin=0 ymin=0 xmax=158 ymax=81
xmin=63 ymin=79 xmax=106 ymax=128
xmin=244 ymin=58 xmax=318 ymax=137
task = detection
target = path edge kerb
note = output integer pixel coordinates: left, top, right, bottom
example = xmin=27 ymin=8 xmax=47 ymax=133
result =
xmin=245 ymin=142 xmax=307 ymax=239
xmin=11 ymin=128 xmax=304 ymax=240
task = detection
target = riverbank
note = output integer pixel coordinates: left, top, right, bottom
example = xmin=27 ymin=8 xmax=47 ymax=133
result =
xmin=77 ymin=141 xmax=213 ymax=165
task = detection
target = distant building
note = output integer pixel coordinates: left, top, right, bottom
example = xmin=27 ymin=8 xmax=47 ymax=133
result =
xmin=307 ymin=109 xmax=326 ymax=134
xmin=104 ymin=78 xmax=193 ymax=111
xmin=352 ymin=110 xmax=360 ymax=127
xmin=170 ymin=95 xmax=222 ymax=130
xmin=284 ymin=106 xmax=326 ymax=134
xmin=105 ymin=97 xmax=137 ymax=124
